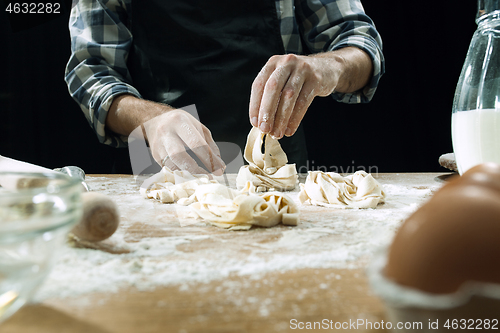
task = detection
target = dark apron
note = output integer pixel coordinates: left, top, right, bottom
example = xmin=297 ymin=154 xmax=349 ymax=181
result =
xmin=125 ymin=0 xmax=308 ymax=171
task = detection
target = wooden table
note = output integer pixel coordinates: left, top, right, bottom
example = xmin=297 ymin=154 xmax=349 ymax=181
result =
xmin=1 ymin=173 xmax=452 ymax=333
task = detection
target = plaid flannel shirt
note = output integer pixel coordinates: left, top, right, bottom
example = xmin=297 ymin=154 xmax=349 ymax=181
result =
xmin=65 ymin=0 xmax=385 ymax=147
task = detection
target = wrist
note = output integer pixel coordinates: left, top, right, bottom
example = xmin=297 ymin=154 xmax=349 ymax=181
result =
xmin=313 ymin=47 xmax=372 ymax=95
xmin=106 ymin=94 xmax=173 ymax=138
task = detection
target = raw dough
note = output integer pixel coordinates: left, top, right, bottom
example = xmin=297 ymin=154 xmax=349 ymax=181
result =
xmin=189 ymin=184 xmax=299 ymax=230
xmin=140 ymin=167 xmax=217 ymax=203
xmin=236 ymin=127 xmax=298 ymax=191
xmin=140 ymin=167 xmax=300 ymax=229
xmin=298 ymin=170 xmax=385 ymax=209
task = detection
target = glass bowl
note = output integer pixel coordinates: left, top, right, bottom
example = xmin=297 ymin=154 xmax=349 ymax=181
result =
xmin=0 ymin=172 xmax=82 ymax=323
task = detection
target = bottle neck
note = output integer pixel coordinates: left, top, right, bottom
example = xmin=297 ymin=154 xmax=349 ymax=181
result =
xmin=477 ymin=0 xmax=500 ymax=21
xmin=477 ymin=9 xmax=500 ymax=27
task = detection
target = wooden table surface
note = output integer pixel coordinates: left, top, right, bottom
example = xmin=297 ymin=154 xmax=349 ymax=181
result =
xmin=1 ymin=172 xmax=453 ymax=333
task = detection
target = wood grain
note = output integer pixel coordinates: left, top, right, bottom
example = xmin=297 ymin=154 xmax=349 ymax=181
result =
xmin=3 ymin=268 xmax=387 ymax=333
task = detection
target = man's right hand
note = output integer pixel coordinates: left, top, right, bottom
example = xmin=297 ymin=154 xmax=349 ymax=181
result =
xmin=143 ymin=110 xmax=225 ymax=175
xmin=107 ymin=95 xmax=225 ymax=175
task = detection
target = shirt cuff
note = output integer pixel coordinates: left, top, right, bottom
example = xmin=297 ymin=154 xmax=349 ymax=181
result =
xmin=93 ymin=83 xmax=142 ymax=148
xmin=329 ymin=36 xmax=385 ymax=104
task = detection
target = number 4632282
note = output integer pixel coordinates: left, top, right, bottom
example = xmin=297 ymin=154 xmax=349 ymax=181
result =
xmin=5 ymin=3 xmax=61 ymax=14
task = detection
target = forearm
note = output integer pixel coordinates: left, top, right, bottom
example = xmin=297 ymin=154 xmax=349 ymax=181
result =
xmin=312 ymin=46 xmax=373 ymax=96
xmin=66 ymin=0 xmax=140 ymax=146
xmin=295 ymin=0 xmax=384 ymax=103
xmin=106 ymin=95 xmax=175 ymax=138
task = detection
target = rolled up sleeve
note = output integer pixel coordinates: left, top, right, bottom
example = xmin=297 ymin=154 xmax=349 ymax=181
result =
xmin=296 ymin=0 xmax=385 ymax=103
xmin=65 ymin=0 xmax=141 ymax=147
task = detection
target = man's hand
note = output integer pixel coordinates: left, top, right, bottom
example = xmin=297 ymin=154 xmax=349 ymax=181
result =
xmin=107 ymin=95 xmax=225 ymax=175
xmin=143 ymin=110 xmax=225 ymax=175
xmin=249 ymin=47 xmax=373 ymax=139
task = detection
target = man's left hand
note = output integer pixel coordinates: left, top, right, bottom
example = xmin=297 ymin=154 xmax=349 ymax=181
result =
xmin=249 ymin=47 xmax=372 ymax=139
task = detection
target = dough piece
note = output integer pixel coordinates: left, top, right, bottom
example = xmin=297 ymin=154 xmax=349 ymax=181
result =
xmin=298 ymin=170 xmax=385 ymax=209
xmin=189 ymin=183 xmax=299 ymax=230
xmin=236 ymin=127 xmax=298 ymax=191
xmin=140 ymin=166 xmax=300 ymax=230
xmin=140 ymin=167 xmax=218 ymax=203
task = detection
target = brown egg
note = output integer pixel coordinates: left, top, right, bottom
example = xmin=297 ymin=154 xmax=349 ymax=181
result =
xmin=385 ymin=164 xmax=500 ymax=294
xmin=457 ymin=162 xmax=500 ymax=194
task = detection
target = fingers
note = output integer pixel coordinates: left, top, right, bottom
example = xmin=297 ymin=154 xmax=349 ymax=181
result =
xmin=151 ymin=141 xmax=167 ymax=167
xmin=169 ymin=152 xmax=211 ymax=175
xmin=250 ymin=54 xmax=319 ymax=139
xmin=249 ymin=61 xmax=277 ymax=128
xmin=202 ymin=126 xmax=226 ymax=176
xmin=176 ymin=122 xmax=213 ymax=170
xmin=257 ymin=65 xmax=291 ymax=134
xmin=285 ymin=81 xmax=316 ymax=137
xmin=162 ymin=135 xmax=210 ymax=175
xmin=269 ymin=73 xmax=305 ymax=138
xmin=162 ymin=155 xmax=178 ymax=171
xmin=178 ymin=120 xmax=226 ymax=174
xmin=147 ymin=110 xmax=225 ymax=175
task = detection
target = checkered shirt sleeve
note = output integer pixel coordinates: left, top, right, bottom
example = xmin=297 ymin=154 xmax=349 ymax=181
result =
xmin=65 ymin=0 xmax=138 ymax=147
xmin=276 ymin=0 xmax=385 ymax=103
xmin=66 ymin=0 xmax=384 ymax=147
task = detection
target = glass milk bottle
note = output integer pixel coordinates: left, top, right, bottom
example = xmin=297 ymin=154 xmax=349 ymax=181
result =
xmin=452 ymin=0 xmax=500 ymax=174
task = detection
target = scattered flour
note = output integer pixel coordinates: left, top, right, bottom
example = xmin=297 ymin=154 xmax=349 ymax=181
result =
xmin=32 ymin=174 xmax=441 ymax=304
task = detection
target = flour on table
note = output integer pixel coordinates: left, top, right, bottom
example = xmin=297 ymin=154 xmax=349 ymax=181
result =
xmin=236 ymin=127 xmax=298 ymax=192
xmin=33 ymin=174 xmax=441 ymax=305
xmin=299 ymin=171 xmax=385 ymax=209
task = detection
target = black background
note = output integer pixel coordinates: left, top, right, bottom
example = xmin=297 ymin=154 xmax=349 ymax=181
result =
xmin=0 ymin=1 xmax=478 ymax=173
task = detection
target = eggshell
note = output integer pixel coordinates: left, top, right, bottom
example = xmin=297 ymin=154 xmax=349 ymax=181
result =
xmin=455 ymin=162 xmax=500 ymax=194
xmin=385 ymin=163 xmax=500 ymax=294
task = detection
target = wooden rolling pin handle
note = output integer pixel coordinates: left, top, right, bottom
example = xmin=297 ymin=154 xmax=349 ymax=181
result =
xmin=71 ymin=192 xmax=120 ymax=242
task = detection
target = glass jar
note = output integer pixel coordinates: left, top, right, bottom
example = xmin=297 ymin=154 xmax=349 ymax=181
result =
xmin=452 ymin=0 xmax=500 ymax=174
